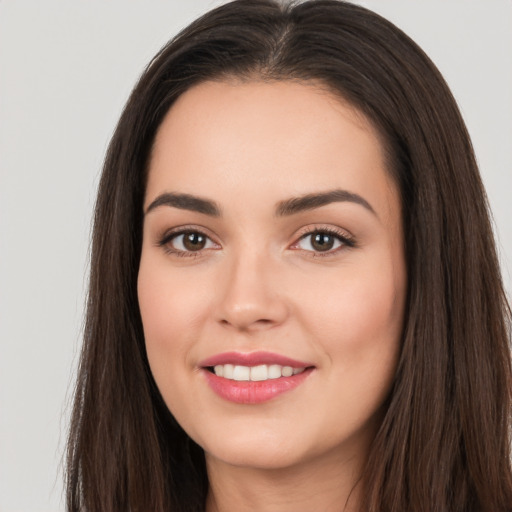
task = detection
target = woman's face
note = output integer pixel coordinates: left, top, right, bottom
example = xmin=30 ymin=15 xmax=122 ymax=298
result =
xmin=138 ymin=80 xmax=406 ymax=473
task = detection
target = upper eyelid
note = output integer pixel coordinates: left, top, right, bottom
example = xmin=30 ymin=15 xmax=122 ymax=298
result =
xmin=156 ymin=224 xmax=354 ymax=249
xmin=157 ymin=227 xmax=220 ymax=257
xmin=290 ymin=225 xmax=356 ymax=252
xmin=293 ymin=224 xmax=354 ymax=240
xmin=158 ymin=225 xmax=218 ymax=242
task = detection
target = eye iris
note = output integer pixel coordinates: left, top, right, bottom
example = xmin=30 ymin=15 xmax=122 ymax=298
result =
xmin=311 ymin=232 xmax=335 ymax=251
xmin=183 ymin=232 xmax=206 ymax=251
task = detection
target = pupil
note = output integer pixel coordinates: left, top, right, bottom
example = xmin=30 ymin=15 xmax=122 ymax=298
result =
xmin=312 ymin=233 xmax=334 ymax=251
xmin=183 ymin=232 xmax=206 ymax=251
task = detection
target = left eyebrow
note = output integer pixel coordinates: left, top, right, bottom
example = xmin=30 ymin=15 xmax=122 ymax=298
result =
xmin=275 ymin=189 xmax=377 ymax=217
xmin=144 ymin=192 xmax=221 ymax=217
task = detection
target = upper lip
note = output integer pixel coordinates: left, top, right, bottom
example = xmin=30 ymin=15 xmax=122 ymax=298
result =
xmin=199 ymin=351 xmax=313 ymax=368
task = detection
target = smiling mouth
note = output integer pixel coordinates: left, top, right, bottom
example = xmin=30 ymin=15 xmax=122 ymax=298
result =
xmin=199 ymin=351 xmax=315 ymax=404
xmin=206 ymin=364 xmax=308 ymax=382
xmin=202 ymin=364 xmax=315 ymax=404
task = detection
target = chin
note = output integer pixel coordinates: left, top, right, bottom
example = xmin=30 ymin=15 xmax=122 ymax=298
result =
xmin=205 ymin=440 xmax=307 ymax=471
xmin=195 ymin=420 xmax=310 ymax=470
xmin=195 ymin=408 xmax=383 ymax=475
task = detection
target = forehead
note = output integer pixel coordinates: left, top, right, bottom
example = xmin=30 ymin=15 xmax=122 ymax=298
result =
xmin=146 ymin=80 xmax=398 ymax=222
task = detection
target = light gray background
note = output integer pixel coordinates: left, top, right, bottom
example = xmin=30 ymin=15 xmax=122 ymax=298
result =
xmin=1 ymin=1 xmax=510 ymax=511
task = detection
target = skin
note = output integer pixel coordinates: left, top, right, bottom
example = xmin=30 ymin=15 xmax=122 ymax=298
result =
xmin=138 ymin=80 xmax=407 ymax=512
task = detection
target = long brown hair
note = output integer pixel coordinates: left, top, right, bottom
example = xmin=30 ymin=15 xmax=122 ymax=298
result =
xmin=66 ymin=1 xmax=512 ymax=510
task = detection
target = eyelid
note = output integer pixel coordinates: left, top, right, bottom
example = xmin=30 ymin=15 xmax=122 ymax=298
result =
xmin=154 ymin=223 xmax=355 ymax=258
xmin=294 ymin=224 xmax=354 ymax=240
xmin=289 ymin=224 xmax=356 ymax=254
xmin=157 ymin=225 xmax=221 ymax=257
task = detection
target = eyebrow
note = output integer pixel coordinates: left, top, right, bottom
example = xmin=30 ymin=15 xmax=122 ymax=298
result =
xmin=276 ymin=189 xmax=376 ymax=217
xmin=145 ymin=192 xmax=221 ymax=216
xmin=144 ymin=188 xmax=376 ymax=218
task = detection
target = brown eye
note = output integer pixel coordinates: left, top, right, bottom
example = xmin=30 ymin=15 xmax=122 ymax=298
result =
xmin=182 ymin=232 xmax=207 ymax=251
xmin=165 ymin=231 xmax=217 ymax=254
xmin=296 ymin=230 xmax=351 ymax=254
xmin=311 ymin=233 xmax=335 ymax=251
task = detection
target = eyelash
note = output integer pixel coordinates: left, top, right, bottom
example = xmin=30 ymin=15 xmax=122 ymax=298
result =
xmin=293 ymin=226 xmax=356 ymax=257
xmin=157 ymin=225 xmax=356 ymax=258
xmin=157 ymin=226 xmax=218 ymax=258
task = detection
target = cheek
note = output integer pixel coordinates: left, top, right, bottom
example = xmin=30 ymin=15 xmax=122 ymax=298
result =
xmin=300 ymin=255 xmax=405 ymax=371
xmin=137 ymin=258 xmax=210 ymax=387
xmin=138 ymin=257 xmax=210 ymax=338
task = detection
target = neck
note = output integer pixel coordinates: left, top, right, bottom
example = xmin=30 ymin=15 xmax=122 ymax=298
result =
xmin=204 ymin=449 xmax=364 ymax=512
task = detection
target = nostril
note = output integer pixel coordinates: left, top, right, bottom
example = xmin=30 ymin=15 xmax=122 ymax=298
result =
xmin=221 ymin=318 xmax=277 ymax=332
xmin=216 ymin=294 xmax=289 ymax=331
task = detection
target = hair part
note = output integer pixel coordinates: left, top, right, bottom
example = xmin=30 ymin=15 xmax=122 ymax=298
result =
xmin=67 ymin=1 xmax=512 ymax=511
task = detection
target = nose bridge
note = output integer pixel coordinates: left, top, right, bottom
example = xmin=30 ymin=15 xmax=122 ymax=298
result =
xmin=216 ymin=242 xmax=288 ymax=331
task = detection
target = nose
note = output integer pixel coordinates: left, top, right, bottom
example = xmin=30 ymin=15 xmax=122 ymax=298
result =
xmin=215 ymin=250 xmax=289 ymax=332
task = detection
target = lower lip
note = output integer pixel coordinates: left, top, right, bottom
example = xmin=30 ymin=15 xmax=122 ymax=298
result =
xmin=202 ymin=368 xmax=314 ymax=404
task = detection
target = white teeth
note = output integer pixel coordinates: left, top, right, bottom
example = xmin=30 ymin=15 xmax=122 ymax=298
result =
xmin=233 ymin=365 xmax=250 ymax=381
xmin=212 ymin=363 xmax=307 ymax=381
xmin=250 ymin=364 xmax=268 ymax=381
xmin=281 ymin=366 xmax=293 ymax=377
xmin=268 ymin=364 xmax=282 ymax=379
xmin=223 ymin=364 xmax=234 ymax=379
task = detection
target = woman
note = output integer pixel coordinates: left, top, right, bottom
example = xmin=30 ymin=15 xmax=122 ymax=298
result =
xmin=66 ymin=1 xmax=512 ymax=510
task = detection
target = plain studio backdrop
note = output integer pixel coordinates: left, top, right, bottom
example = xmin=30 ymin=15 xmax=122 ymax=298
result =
xmin=0 ymin=1 xmax=510 ymax=511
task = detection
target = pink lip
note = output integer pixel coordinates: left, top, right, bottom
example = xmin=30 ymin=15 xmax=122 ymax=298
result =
xmin=199 ymin=351 xmax=312 ymax=368
xmin=202 ymin=368 xmax=314 ymax=404
xmin=199 ymin=351 xmax=315 ymax=405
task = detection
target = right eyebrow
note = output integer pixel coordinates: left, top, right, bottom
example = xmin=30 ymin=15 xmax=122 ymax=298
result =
xmin=144 ymin=192 xmax=221 ymax=217
xmin=275 ymin=189 xmax=377 ymax=218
